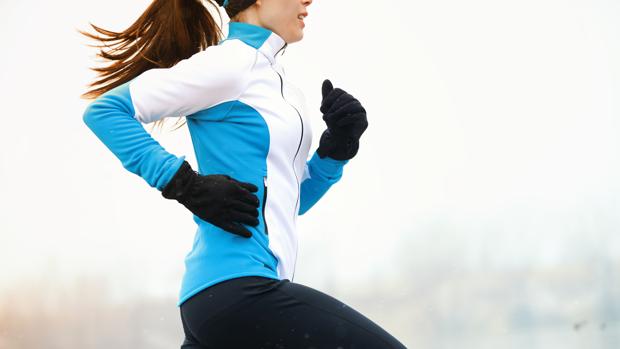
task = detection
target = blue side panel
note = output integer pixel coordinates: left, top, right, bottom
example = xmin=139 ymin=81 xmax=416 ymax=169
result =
xmin=298 ymin=151 xmax=349 ymax=216
xmin=177 ymin=100 xmax=279 ymax=307
xmin=82 ymin=82 xmax=186 ymax=191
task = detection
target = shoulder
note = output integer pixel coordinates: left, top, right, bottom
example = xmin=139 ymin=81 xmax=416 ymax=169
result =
xmin=127 ymin=40 xmax=258 ymax=122
xmin=179 ymin=39 xmax=258 ymax=80
xmin=130 ymin=39 xmax=258 ymax=98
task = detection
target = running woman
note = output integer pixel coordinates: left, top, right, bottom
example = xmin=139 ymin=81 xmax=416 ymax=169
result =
xmin=81 ymin=0 xmax=406 ymax=347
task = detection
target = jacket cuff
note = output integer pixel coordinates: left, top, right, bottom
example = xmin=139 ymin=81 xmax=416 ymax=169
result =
xmin=308 ymin=150 xmax=349 ymax=181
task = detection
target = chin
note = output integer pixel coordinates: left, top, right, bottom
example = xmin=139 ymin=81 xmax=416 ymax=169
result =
xmin=294 ymin=32 xmax=304 ymax=43
xmin=287 ymin=36 xmax=302 ymax=44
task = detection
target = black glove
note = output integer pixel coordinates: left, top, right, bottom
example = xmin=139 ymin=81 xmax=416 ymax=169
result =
xmin=316 ymin=79 xmax=368 ymax=160
xmin=161 ymin=160 xmax=260 ymax=238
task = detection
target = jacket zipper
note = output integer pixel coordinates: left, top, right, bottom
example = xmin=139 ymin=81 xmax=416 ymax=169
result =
xmin=262 ymin=175 xmax=269 ymax=236
xmin=273 ymin=66 xmax=302 ymax=281
xmin=273 ymin=68 xmax=304 ymax=216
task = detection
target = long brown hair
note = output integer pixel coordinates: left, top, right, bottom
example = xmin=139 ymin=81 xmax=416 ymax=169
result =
xmin=79 ymin=0 xmax=256 ymax=131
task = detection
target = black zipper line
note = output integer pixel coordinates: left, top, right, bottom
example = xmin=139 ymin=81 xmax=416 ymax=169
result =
xmin=274 ymin=69 xmax=304 ymax=215
xmin=274 ymin=67 xmax=303 ymax=281
xmin=262 ymin=175 xmax=269 ymax=236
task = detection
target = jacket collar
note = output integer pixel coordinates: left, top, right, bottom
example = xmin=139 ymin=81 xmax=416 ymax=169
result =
xmin=224 ymin=21 xmax=288 ymax=65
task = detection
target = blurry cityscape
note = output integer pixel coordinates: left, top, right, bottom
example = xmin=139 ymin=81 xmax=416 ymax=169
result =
xmin=1 ymin=237 xmax=618 ymax=349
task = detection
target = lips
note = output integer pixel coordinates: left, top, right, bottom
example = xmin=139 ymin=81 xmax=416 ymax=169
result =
xmin=298 ymin=12 xmax=307 ymax=27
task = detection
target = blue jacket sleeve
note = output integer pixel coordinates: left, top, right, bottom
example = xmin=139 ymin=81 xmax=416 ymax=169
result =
xmin=82 ymin=82 xmax=186 ymax=191
xmin=298 ymin=151 xmax=349 ymax=215
xmin=82 ymin=43 xmax=257 ymax=190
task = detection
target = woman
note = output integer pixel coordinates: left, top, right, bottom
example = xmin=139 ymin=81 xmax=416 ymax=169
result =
xmin=82 ymin=0 xmax=406 ymax=347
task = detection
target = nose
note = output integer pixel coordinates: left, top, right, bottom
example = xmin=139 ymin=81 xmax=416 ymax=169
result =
xmin=303 ymin=0 xmax=312 ymax=5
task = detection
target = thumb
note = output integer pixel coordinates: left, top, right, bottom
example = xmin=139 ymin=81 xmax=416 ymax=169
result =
xmin=321 ymin=79 xmax=333 ymax=100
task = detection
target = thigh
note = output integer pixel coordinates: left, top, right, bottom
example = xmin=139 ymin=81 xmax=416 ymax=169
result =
xmin=180 ymin=310 xmax=208 ymax=349
xmin=180 ymin=276 xmax=283 ymax=349
xmin=186 ymin=278 xmax=407 ymax=349
xmin=276 ymin=280 xmax=407 ymax=348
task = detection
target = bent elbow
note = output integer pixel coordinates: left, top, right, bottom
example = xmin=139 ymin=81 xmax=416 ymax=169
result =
xmin=82 ymin=100 xmax=99 ymax=129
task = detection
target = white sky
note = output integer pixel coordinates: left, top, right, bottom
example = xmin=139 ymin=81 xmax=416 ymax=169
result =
xmin=1 ymin=0 xmax=619 ymax=301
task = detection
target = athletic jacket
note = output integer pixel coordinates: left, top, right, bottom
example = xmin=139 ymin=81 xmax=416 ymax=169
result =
xmin=82 ymin=21 xmax=349 ymax=306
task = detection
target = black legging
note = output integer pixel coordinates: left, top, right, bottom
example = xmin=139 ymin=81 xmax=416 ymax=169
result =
xmin=180 ymin=276 xmax=408 ymax=348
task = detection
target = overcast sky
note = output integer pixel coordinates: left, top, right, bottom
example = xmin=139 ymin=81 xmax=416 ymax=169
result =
xmin=1 ymin=0 xmax=619 ymax=302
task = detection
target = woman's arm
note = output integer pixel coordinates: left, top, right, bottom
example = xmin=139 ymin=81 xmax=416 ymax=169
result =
xmin=298 ymin=79 xmax=368 ymax=215
xmin=82 ymin=83 xmax=186 ymax=190
xmin=82 ymin=42 xmax=256 ymax=190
